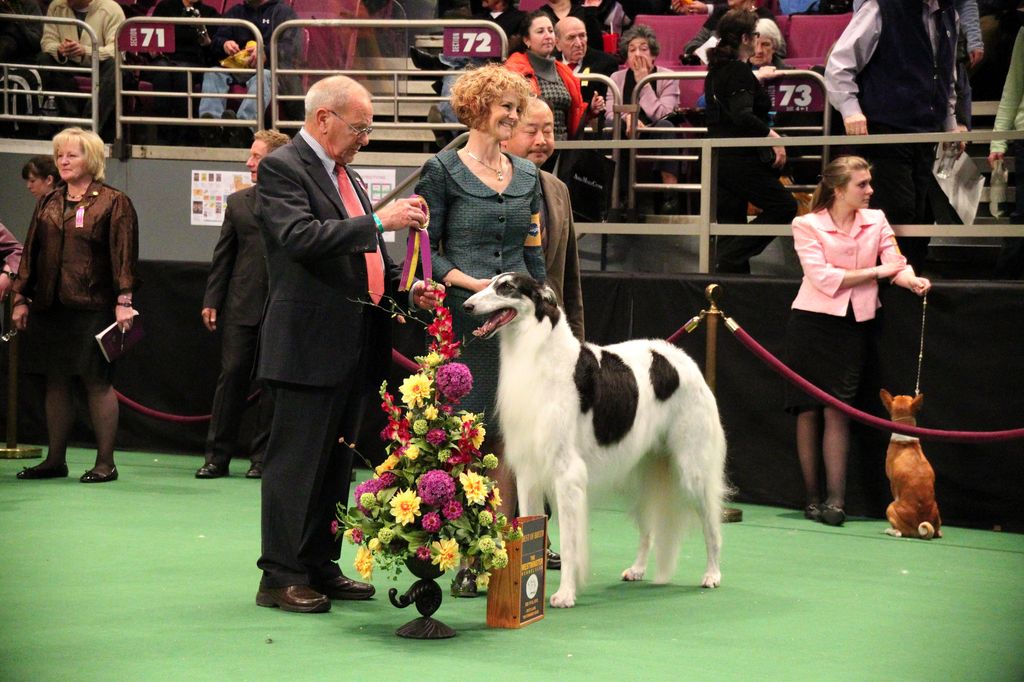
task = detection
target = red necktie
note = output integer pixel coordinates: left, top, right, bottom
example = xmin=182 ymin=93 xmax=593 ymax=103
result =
xmin=336 ymin=165 xmax=385 ymax=304
xmin=568 ymin=62 xmax=578 ymax=70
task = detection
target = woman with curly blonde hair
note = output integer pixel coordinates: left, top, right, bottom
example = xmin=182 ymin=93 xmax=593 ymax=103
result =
xmin=415 ymin=65 xmax=546 ymax=592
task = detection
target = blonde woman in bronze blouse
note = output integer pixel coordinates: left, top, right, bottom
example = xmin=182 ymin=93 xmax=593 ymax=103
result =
xmin=12 ymin=127 xmax=140 ymax=484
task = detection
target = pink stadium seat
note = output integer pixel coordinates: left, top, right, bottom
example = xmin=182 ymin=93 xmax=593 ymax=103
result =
xmin=222 ymin=0 xmax=246 ymax=13
xmin=673 ymin=64 xmax=707 ymax=109
xmin=784 ymin=13 xmax=851 ymax=61
xmin=774 ymin=14 xmax=790 ymax=43
xmin=632 ymin=14 xmax=706 ymax=68
xmin=518 ymin=0 xmax=547 ymax=11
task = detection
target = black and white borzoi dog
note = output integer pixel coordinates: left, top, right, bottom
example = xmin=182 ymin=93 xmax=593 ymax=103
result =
xmin=464 ymin=273 xmax=727 ymax=608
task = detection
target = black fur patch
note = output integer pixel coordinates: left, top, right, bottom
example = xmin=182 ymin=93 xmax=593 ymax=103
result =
xmin=574 ymin=347 xmax=639 ymax=446
xmin=527 ymin=278 xmax=561 ymax=327
xmin=649 ymin=350 xmax=680 ymax=401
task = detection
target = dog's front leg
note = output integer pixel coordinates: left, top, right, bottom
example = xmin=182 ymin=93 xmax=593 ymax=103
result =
xmin=550 ymin=457 xmax=588 ymax=608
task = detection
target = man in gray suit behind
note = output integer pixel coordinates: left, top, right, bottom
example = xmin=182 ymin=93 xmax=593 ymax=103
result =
xmin=254 ymin=75 xmax=438 ymax=613
xmin=198 ymin=129 xmax=290 ymax=481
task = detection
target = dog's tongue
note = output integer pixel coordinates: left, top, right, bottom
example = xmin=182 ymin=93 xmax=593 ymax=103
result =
xmin=473 ymin=309 xmax=516 ymax=337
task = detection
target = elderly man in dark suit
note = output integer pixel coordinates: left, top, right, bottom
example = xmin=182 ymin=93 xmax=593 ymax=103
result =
xmin=196 ymin=129 xmax=290 ymax=480
xmin=555 ymin=16 xmax=619 ymax=121
xmin=254 ymin=74 xmax=438 ymax=613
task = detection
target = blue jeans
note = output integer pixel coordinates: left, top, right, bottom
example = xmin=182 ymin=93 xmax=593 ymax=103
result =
xmin=198 ymin=69 xmax=271 ymax=121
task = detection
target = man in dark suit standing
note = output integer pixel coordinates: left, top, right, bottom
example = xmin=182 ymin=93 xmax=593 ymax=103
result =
xmin=197 ymin=129 xmax=290 ymax=480
xmin=254 ymin=74 xmax=438 ymax=613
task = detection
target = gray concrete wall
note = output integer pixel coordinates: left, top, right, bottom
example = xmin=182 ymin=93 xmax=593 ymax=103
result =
xmin=1 ymin=148 xmax=422 ymax=263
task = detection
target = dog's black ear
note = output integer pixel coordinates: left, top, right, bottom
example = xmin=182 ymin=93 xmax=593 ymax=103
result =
xmin=530 ymin=281 xmax=562 ymax=327
xmin=542 ymin=286 xmax=558 ymax=306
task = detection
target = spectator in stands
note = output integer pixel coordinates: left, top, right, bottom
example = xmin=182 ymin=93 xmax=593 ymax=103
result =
xmin=539 ymin=0 xmax=603 ymax=54
xmin=786 ymin=155 xmax=930 ymax=527
xmin=196 ymin=129 xmax=290 ymax=481
xmin=12 ymin=127 xmax=140 ymax=484
xmin=605 ymin=24 xmax=683 ymax=214
xmin=555 ymin=15 xmax=618 ymax=111
xmin=415 ymin=65 xmax=545 ymax=584
xmin=0 ymin=0 xmax=42 ymax=63
xmin=0 ymin=219 xmax=23 ymax=302
xmin=22 ymin=155 xmax=59 ymax=200
xmin=705 ymin=10 xmax=795 ymax=272
xmin=150 ymin=0 xmax=221 ymax=145
xmin=38 ymin=0 xmax=126 ymax=140
xmin=501 ymin=96 xmax=585 ymax=338
xmin=198 ymin=0 xmax=298 ymax=147
xmin=990 ymin=26 xmax=1024 ymax=278
xmin=749 ymin=17 xmax=789 ymax=73
xmin=682 ymin=0 xmax=784 ymax=65
xmin=583 ymin=0 xmax=626 ymax=38
xmin=825 ymin=0 xmax=958 ymax=274
xmin=506 ymin=11 xmax=587 ymax=140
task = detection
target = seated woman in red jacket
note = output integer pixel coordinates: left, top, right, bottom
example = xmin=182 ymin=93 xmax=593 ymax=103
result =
xmin=13 ymin=127 xmax=140 ymax=484
xmin=785 ymin=155 xmax=930 ymax=527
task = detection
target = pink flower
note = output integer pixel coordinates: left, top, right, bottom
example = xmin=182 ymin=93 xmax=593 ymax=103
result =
xmin=442 ymin=499 xmax=463 ymax=520
xmin=350 ymin=528 xmax=364 ymax=544
xmin=417 ymin=470 xmax=456 ymax=505
xmin=436 ymin=362 xmax=473 ymax=401
xmin=421 ymin=511 xmax=442 ymax=532
xmin=426 ymin=428 xmax=447 ymax=446
xmin=415 ymin=545 xmax=432 ymax=561
xmin=330 ymin=519 xmax=339 ymax=535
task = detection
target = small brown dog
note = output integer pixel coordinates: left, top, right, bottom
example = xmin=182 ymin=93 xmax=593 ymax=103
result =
xmin=880 ymin=390 xmax=942 ymax=539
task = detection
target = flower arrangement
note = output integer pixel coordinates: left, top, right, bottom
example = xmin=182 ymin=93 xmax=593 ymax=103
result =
xmin=335 ymin=286 xmax=521 ymax=583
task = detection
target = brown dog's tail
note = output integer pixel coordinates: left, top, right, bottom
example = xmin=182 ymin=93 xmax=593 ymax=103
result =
xmin=918 ymin=522 xmax=936 ymax=540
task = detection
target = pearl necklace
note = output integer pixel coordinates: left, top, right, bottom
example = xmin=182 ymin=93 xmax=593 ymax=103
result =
xmin=465 ymin=150 xmax=506 ymax=181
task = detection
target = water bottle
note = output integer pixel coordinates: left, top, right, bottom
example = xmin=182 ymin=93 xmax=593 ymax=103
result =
xmin=990 ymin=158 xmax=1008 ymax=218
xmin=41 ymin=95 xmax=58 ymax=118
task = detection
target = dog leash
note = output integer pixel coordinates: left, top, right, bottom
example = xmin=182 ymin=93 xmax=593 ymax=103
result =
xmin=914 ymin=294 xmax=927 ymax=396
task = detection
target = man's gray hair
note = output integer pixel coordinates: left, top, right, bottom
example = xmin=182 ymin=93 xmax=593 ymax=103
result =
xmin=754 ymin=18 xmax=783 ymax=51
xmin=304 ymin=75 xmax=365 ymax=118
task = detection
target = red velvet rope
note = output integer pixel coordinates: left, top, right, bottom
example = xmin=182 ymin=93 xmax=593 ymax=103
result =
xmin=729 ymin=323 xmax=1024 ymax=444
xmin=114 ymin=352 xmax=421 ymax=423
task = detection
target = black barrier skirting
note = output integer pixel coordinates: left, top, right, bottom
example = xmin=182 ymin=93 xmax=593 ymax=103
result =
xmin=2 ymin=264 xmax=1022 ymax=531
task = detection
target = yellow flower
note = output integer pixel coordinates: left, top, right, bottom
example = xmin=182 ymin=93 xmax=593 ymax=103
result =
xmin=432 ymin=538 xmax=460 ymax=572
xmin=390 ymin=489 xmax=422 ymax=525
xmin=354 ymin=545 xmax=374 ymax=580
xmin=399 ymin=373 xmax=432 ymax=408
xmin=489 ymin=485 xmax=502 ymax=510
xmin=423 ymin=351 xmax=442 ymax=368
xmin=459 ymin=470 xmax=488 ymax=506
xmin=461 ymin=413 xmax=476 ymax=425
xmin=375 ymin=454 xmax=399 ymax=476
xmin=471 ymin=423 xmax=486 ymax=449
xmin=368 ymin=538 xmax=381 ymax=552
xmin=404 ymin=444 xmax=420 ymax=461
xmin=423 ymin=405 xmax=439 ymax=421
xmin=476 ymin=572 xmax=491 ymax=589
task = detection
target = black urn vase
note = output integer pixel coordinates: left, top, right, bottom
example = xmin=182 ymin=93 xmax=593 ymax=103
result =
xmin=388 ymin=557 xmax=456 ymax=639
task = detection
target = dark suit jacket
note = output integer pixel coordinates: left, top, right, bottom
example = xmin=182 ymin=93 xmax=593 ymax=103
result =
xmin=255 ymin=134 xmax=401 ymax=389
xmin=540 ymin=170 xmax=584 ymax=340
xmin=578 ymin=47 xmax=620 ymax=103
xmin=202 ymin=186 xmax=267 ymax=327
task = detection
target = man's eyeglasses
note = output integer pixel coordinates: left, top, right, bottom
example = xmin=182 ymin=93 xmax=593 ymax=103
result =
xmin=329 ymin=110 xmax=374 ymax=137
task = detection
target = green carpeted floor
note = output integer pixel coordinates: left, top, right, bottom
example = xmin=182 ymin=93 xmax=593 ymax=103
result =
xmin=1 ymin=448 xmax=1022 ymax=682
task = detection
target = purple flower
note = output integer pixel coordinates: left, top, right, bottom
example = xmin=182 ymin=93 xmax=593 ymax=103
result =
xmin=415 ymin=545 xmax=432 ymax=561
xmin=378 ymin=472 xmax=396 ymax=488
xmin=436 ymin=362 xmax=473 ymax=401
xmin=354 ymin=478 xmax=384 ymax=512
xmin=426 ymin=428 xmax=447 ymax=446
xmin=421 ymin=511 xmax=442 ymax=533
xmin=417 ymin=470 xmax=456 ymax=506
xmin=330 ymin=519 xmax=339 ymax=535
xmin=350 ymin=528 xmax=364 ymax=544
xmin=442 ymin=499 xmax=463 ymax=520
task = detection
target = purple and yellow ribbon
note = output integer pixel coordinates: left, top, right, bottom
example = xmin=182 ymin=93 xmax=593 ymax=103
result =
xmin=399 ymin=195 xmax=432 ymax=291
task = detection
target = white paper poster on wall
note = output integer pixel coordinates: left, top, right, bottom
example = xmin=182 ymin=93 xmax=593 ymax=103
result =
xmin=353 ymin=167 xmax=398 ymax=242
xmin=190 ymin=170 xmax=253 ymax=227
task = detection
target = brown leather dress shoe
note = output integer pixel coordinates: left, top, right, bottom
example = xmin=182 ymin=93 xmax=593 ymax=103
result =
xmin=256 ymin=583 xmax=330 ymax=613
xmin=313 ymin=574 xmax=375 ymax=601
xmin=195 ymin=462 xmax=229 ymax=479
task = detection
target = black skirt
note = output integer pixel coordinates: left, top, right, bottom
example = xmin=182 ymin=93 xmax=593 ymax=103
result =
xmin=20 ymin=302 xmax=115 ymax=382
xmin=783 ymin=307 xmax=870 ymax=415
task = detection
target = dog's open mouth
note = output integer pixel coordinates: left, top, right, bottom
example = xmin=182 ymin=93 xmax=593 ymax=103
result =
xmin=472 ymin=309 xmax=517 ymax=338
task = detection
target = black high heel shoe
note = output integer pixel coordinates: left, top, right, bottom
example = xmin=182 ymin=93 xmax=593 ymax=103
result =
xmin=17 ymin=462 xmax=69 ymax=480
xmin=80 ymin=467 xmax=118 ymax=483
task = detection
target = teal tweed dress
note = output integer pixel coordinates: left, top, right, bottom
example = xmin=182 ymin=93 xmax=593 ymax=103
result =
xmin=415 ymin=149 xmax=547 ymax=426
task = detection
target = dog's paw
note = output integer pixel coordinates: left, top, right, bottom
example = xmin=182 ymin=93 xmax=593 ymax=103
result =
xmin=621 ymin=566 xmax=645 ymax=582
xmin=885 ymin=528 xmax=902 ymax=537
xmin=700 ymin=570 xmax=721 ymax=588
xmin=550 ymin=589 xmax=576 ymax=608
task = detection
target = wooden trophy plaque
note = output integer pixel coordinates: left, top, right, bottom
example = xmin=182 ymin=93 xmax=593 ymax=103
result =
xmin=486 ymin=515 xmax=546 ymax=628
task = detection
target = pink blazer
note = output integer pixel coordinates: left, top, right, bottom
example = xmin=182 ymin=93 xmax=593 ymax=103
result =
xmin=791 ymin=208 xmax=910 ymax=322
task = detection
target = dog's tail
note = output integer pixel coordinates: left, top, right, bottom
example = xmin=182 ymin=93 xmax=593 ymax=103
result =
xmin=918 ymin=522 xmax=936 ymax=540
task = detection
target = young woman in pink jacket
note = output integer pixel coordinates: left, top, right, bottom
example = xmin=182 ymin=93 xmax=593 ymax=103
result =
xmin=785 ymin=155 xmax=930 ymax=527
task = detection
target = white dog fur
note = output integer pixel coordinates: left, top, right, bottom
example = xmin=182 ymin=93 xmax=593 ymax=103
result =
xmin=464 ymin=273 xmax=728 ymax=608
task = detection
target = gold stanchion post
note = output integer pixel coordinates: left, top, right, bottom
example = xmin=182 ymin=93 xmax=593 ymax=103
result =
xmin=685 ymin=284 xmax=741 ymax=523
xmin=0 ymin=296 xmax=42 ymax=459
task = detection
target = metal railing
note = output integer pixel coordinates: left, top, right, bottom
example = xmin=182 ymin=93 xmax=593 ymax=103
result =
xmin=0 ymin=14 xmax=99 ymax=131
xmin=115 ymin=16 xmax=267 ymax=141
